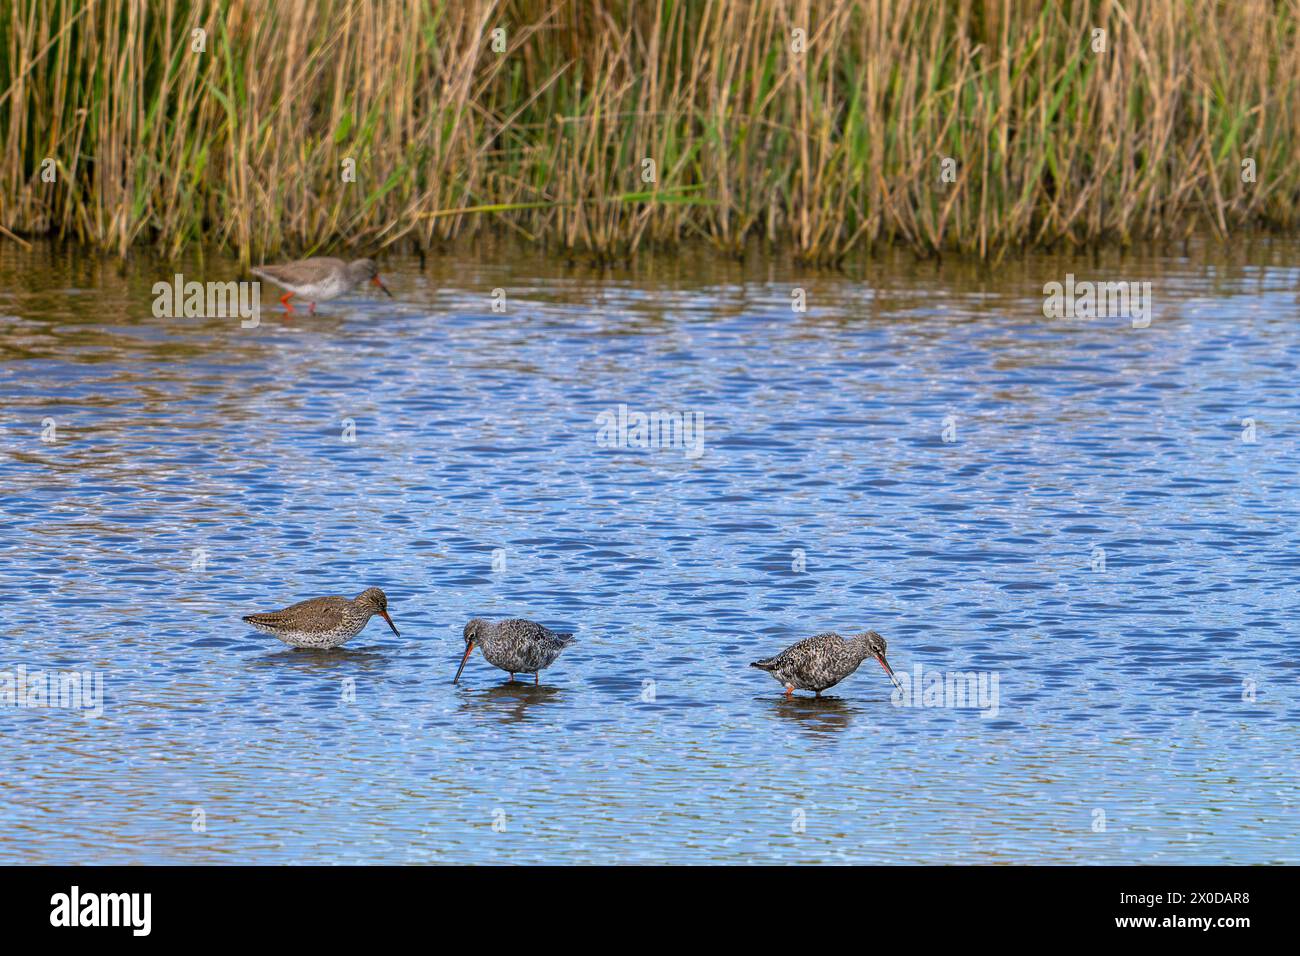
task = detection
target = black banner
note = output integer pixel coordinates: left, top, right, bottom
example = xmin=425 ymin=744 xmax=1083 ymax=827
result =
xmin=0 ymin=865 xmax=1274 ymax=943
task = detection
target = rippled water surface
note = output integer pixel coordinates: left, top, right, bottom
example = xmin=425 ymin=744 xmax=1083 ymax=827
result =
xmin=1 ymin=239 xmax=1297 ymax=864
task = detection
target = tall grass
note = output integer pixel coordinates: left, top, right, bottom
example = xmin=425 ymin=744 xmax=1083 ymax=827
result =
xmin=2 ymin=0 xmax=1298 ymax=265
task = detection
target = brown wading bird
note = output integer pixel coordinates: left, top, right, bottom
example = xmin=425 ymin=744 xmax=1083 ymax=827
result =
xmin=751 ymin=630 xmax=899 ymax=699
xmin=242 ymin=587 xmax=400 ymax=649
xmin=454 ymin=618 xmax=575 ymax=686
xmin=252 ymin=257 xmax=393 ymax=314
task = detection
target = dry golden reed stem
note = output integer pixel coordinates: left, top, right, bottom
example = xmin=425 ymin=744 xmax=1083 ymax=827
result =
xmin=1 ymin=0 xmax=1298 ymax=264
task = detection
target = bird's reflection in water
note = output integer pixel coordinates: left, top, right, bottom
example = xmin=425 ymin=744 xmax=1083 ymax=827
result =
xmin=239 ymin=648 xmax=398 ymax=712
xmin=459 ymin=682 xmax=564 ymax=723
xmin=250 ymin=647 xmax=392 ymax=673
xmin=767 ymin=694 xmax=857 ymax=736
xmin=253 ymin=647 xmax=390 ymax=671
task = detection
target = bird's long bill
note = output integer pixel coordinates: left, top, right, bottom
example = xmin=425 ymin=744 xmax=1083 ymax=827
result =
xmin=876 ymin=653 xmax=901 ymax=690
xmin=380 ymin=610 xmax=400 ymax=637
xmin=453 ymin=642 xmax=475 ymax=684
xmin=372 ymin=275 xmax=393 ymax=297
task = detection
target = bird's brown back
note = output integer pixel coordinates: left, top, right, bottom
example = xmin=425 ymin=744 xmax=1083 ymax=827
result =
xmin=243 ymin=595 xmax=351 ymax=632
xmin=252 ymin=257 xmax=348 ymax=286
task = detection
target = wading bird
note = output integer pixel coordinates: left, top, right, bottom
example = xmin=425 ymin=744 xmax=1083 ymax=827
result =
xmin=751 ymin=630 xmax=898 ymax=699
xmin=454 ymin=618 xmax=574 ymax=686
xmin=243 ymin=587 xmax=399 ymax=649
xmin=252 ymin=257 xmax=393 ymax=314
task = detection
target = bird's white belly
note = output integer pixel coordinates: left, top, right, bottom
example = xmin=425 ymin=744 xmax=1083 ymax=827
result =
xmin=286 ymin=274 xmax=351 ymax=300
xmin=253 ymin=619 xmax=364 ymax=649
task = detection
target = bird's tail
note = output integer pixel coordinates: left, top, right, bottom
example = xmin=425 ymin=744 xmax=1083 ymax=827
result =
xmin=750 ymin=659 xmax=776 ymax=671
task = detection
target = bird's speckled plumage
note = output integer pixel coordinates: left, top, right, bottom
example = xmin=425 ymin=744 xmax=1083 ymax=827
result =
xmin=455 ymin=617 xmax=574 ymax=685
xmin=243 ymin=587 xmax=399 ymax=649
xmin=751 ymin=630 xmax=896 ymax=698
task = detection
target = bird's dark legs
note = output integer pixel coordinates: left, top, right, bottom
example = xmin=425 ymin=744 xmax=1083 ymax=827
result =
xmin=308 ymin=301 xmax=317 ymax=315
xmin=534 ymin=672 xmax=539 ymax=686
xmin=506 ymin=672 xmax=514 ymax=683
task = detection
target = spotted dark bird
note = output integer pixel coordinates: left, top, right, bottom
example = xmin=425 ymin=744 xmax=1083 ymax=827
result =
xmin=751 ymin=631 xmax=898 ymax=698
xmin=454 ymin=618 xmax=574 ymax=686
xmin=242 ymin=587 xmax=399 ymax=649
xmin=252 ymin=257 xmax=393 ymax=314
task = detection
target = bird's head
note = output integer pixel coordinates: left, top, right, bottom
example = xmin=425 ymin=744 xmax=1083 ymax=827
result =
xmin=454 ymin=619 xmax=489 ymax=684
xmin=859 ymin=630 xmax=898 ymax=687
xmin=351 ymin=258 xmax=392 ymax=297
xmin=357 ymin=587 xmax=399 ymax=636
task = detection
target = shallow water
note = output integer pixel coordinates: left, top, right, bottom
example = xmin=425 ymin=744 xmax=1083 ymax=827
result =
xmin=0 ymin=238 xmax=1297 ymax=864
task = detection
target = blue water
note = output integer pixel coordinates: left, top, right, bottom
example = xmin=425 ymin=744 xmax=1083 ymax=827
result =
xmin=1 ymin=241 xmax=1296 ymax=864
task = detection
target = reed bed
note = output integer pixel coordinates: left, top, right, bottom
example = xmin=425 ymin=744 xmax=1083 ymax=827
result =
xmin=2 ymin=0 xmax=1298 ymax=265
